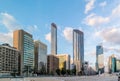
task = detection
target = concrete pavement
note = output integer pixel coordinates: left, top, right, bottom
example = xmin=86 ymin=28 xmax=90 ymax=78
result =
xmin=0 ymin=75 xmax=118 ymax=81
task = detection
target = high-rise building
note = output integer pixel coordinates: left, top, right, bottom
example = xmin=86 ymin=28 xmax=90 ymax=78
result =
xmin=13 ymin=29 xmax=34 ymax=76
xmin=34 ymin=40 xmax=47 ymax=74
xmin=116 ymin=59 xmax=120 ymax=72
xmin=47 ymin=55 xmax=59 ymax=74
xmin=56 ymin=54 xmax=70 ymax=70
xmin=96 ymin=44 xmax=104 ymax=73
xmin=51 ymin=23 xmax=57 ymax=55
xmin=0 ymin=43 xmax=20 ymax=76
xmin=73 ymin=29 xmax=84 ymax=74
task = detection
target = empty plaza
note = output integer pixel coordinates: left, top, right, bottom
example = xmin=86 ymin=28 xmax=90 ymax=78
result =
xmin=0 ymin=75 xmax=118 ymax=81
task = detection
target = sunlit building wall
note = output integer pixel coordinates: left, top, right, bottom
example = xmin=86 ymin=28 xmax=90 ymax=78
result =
xmin=73 ymin=29 xmax=84 ymax=74
xmin=56 ymin=54 xmax=70 ymax=70
xmin=13 ymin=29 xmax=34 ymax=76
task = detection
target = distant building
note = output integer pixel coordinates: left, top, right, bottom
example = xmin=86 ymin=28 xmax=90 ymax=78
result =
xmin=0 ymin=43 xmax=20 ymax=76
xmin=34 ymin=40 xmax=47 ymax=74
xmin=47 ymin=55 xmax=59 ymax=74
xmin=73 ymin=29 xmax=84 ymax=75
xmin=96 ymin=44 xmax=104 ymax=73
xmin=51 ymin=23 xmax=57 ymax=55
xmin=84 ymin=61 xmax=89 ymax=75
xmin=108 ymin=54 xmax=120 ymax=73
xmin=116 ymin=59 xmax=120 ymax=72
xmin=56 ymin=54 xmax=70 ymax=70
xmin=13 ymin=29 xmax=34 ymax=76
xmin=70 ymin=58 xmax=74 ymax=70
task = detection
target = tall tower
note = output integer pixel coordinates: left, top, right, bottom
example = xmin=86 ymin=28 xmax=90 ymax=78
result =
xmin=51 ymin=23 xmax=57 ymax=55
xmin=13 ymin=29 xmax=34 ymax=76
xmin=73 ymin=29 xmax=84 ymax=74
xmin=96 ymin=44 xmax=104 ymax=73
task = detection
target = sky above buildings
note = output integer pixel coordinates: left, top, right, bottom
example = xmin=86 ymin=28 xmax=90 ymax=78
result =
xmin=0 ymin=0 xmax=120 ymax=68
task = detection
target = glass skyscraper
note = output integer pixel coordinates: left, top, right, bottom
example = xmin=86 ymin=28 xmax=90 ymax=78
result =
xmin=13 ymin=29 xmax=34 ymax=76
xmin=34 ymin=40 xmax=47 ymax=73
xmin=73 ymin=29 xmax=84 ymax=74
xmin=51 ymin=23 xmax=57 ymax=55
xmin=96 ymin=45 xmax=104 ymax=73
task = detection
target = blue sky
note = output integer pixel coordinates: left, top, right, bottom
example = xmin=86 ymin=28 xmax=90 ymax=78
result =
xmin=0 ymin=0 xmax=120 ymax=69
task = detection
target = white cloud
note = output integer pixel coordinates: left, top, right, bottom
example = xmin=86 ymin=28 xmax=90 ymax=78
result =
xmin=62 ymin=27 xmax=73 ymax=42
xmin=99 ymin=1 xmax=107 ymax=7
xmin=111 ymin=4 xmax=120 ymax=18
xmin=104 ymin=47 xmax=120 ymax=53
xmin=0 ymin=32 xmax=13 ymax=45
xmin=45 ymin=32 xmax=51 ymax=43
xmin=26 ymin=25 xmax=38 ymax=34
xmin=0 ymin=12 xmax=21 ymax=31
xmin=85 ymin=0 xmax=96 ymax=14
xmin=97 ymin=27 xmax=120 ymax=45
xmin=84 ymin=13 xmax=109 ymax=27
xmin=0 ymin=12 xmax=39 ymax=45
xmin=84 ymin=4 xmax=120 ymax=27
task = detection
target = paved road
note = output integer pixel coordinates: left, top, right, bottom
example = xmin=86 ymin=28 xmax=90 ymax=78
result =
xmin=0 ymin=75 xmax=118 ymax=81
xmin=56 ymin=75 xmax=118 ymax=81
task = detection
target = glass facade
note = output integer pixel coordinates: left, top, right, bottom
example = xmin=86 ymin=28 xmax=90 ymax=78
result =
xmin=38 ymin=41 xmax=47 ymax=71
xmin=116 ymin=59 xmax=120 ymax=72
xmin=23 ymin=34 xmax=34 ymax=68
xmin=73 ymin=30 xmax=84 ymax=73
xmin=96 ymin=45 xmax=104 ymax=73
xmin=111 ymin=58 xmax=116 ymax=72
xmin=51 ymin=23 xmax=57 ymax=55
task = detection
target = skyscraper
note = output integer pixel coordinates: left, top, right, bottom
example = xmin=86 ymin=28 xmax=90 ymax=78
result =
xmin=73 ymin=29 xmax=84 ymax=75
xmin=13 ymin=29 xmax=34 ymax=76
xmin=96 ymin=44 xmax=104 ymax=73
xmin=51 ymin=23 xmax=57 ymax=55
xmin=34 ymin=40 xmax=47 ymax=73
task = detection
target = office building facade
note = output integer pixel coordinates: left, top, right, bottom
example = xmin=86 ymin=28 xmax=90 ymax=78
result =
xmin=47 ymin=55 xmax=59 ymax=74
xmin=56 ymin=54 xmax=70 ymax=70
xmin=73 ymin=29 xmax=84 ymax=74
xmin=0 ymin=43 xmax=20 ymax=76
xmin=116 ymin=59 xmax=120 ymax=72
xmin=34 ymin=40 xmax=47 ymax=74
xmin=51 ymin=23 xmax=57 ymax=55
xmin=96 ymin=45 xmax=104 ymax=73
xmin=13 ymin=29 xmax=34 ymax=76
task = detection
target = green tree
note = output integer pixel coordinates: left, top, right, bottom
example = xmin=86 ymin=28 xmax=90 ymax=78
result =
xmin=66 ymin=69 xmax=70 ymax=75
xmin=23 ymin=65 xmax=33 ymax=77
xmin=56 ymin=69 xmax=61 ymax=76
xmin=71 ymin=68 xmax=76 ymax=75
xmin=61 ymin=68 xmax=66 ymax=76
xmin=11 ymin=68 xmax=17 ymax=77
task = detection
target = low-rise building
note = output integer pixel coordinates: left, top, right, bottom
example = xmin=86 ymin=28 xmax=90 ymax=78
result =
xmin=47 ymin=55 xmax=59 ymax=75
xmin=56 ymin=54 xmax=70 ymax=70
xmin=0 ymin=43 xmax=20 ymax=76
